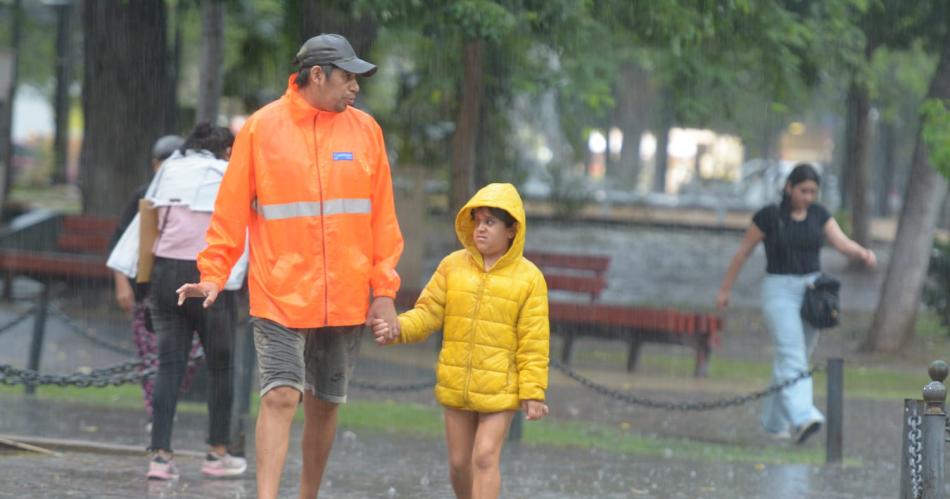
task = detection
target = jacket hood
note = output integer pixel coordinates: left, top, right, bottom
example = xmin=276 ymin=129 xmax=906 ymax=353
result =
xmin=455 ymin=183 xmax=526 ymax=271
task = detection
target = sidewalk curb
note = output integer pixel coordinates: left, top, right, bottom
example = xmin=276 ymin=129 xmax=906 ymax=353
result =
xmin=0 ymin=433 xmax=204 ymax=458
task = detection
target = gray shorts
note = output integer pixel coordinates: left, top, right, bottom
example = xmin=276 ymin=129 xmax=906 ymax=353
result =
xmin=251 ymin=317 xmax=363 ymax=404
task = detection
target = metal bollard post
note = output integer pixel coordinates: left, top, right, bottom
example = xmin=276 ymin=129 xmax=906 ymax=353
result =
xmin=25 ymin=283 xmax=50 ymax=396
xmin=825 ymin=358 xmax=844 ymax=464
xmin=508 ymin=412 xmax=523 ymax=443
xmin=920 ymin=360 xmax=947 ymax=499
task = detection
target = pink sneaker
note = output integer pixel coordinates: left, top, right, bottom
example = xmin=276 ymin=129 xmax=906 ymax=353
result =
xmin=201 ymin=452 xmax=247 ymax=477
xmin=146 ymin=455 xmax=179 ymax=481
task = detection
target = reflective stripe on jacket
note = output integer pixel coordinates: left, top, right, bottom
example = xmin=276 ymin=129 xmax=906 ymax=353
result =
xmin=397 ymin=183 xmax=549 ymax=412
xmin=197 ymin=76 xmax=403 ymax=328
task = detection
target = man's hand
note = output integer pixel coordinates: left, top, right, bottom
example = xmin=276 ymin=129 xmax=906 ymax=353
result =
xmin=521 ymin=400 xmax=549 ymax=421
xmin=366 ymin=296 xmax=399 ymax=339
xmin=176 ymin=281 xmax=220 ymax=308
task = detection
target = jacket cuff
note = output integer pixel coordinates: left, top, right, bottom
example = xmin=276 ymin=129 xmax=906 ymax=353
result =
xmin=519 ymin=384 xmax=545 ymax=401
xmin=373 ymin=288 xmax=397 ymax=299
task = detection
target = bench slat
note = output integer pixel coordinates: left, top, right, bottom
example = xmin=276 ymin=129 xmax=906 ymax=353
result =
xmin=0 ymin=250 xmax=112 ymax=280
xmin=61 ymin=215 xmax=118 ymax=234
xmin=525 ymin=251 xmax=610 ymax=273
xmin=544 ymin=274 xmax=605 ymax=299
xmin=56 ymin=233 xmax=112 ymax=254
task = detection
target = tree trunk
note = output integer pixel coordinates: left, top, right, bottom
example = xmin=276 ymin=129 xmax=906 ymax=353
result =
xmin=51 ymin=2 xmax=73 ymax=184
xmin=449 ymin=40 xmax=483 ymax=213
xmin=652 ymin=90 xmax=672 ymax=193
xmin=615 ymin=63 xmax=651 ymax=191
xmin=196 ymin=0 xmax=224 ymax=125
xmin=847 ymin=79 xmax=872 ymax=248
xmin=876 ymin=121 xmax=897 ymax=216
xmin=0 ymin=0 xmax=22 ymax=215
xmin=862 ymin=36 xmax=950 ymax=353
xmin=80 ymin=0 xmax=169 ymax=216
xmin=299 ymin=1 xmax=377 ymax=57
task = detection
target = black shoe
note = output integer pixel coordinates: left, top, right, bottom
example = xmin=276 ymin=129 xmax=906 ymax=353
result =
xmin=793 ymin=419 xmax=822 ymax=444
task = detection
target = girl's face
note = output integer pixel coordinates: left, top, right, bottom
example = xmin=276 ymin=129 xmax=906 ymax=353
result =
xmin=785 ymin=179 xmax=819 ymax=210
xmin=472 ymin=208 xmax=516 ymax=261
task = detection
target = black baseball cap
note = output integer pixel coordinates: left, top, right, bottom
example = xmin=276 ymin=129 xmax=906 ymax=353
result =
xmin=292 ymin=34 xmax=377 ymax=77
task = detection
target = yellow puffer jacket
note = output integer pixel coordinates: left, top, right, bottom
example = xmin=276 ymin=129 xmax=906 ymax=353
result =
xmin=398 ymin=183 xmax=549 ymax=413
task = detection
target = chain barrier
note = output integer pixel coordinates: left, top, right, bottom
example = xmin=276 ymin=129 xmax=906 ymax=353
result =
xmin=0 ymin=306 xmax=36 ymax=338
xmin=549 ymin=358 xmax=821 ymax=411
xmin=0 ymin=362 xmax=155 ymax=388
xmin=350 ymin=379 xmax=436 ymax=392
xmin=908 ymin=414 xmax=924 ymax=499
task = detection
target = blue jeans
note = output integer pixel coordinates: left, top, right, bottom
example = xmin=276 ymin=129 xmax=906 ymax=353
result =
xmin=760 ymin=273 xmax=824 ymax=433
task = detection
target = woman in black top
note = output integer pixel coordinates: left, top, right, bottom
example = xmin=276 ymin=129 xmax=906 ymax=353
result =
xmin=716 ymin=164 xmax=876 ymax=444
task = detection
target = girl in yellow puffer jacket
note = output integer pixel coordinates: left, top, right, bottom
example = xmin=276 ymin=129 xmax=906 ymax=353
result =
xmin=371 ymin=183 xmax=549 ymax=499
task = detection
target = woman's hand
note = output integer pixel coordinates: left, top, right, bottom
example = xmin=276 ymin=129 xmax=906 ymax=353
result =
xmin=860 ymin=248 xmax=877 ymax=269
xmin=715 ymin=288 xmax=730 ymax=310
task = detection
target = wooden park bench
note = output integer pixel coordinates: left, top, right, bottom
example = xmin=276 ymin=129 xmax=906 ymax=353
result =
xmin=524 ymin=250 xmax=723 ymax=378
xmin=0 ymin=210 xmax=117 ymax=392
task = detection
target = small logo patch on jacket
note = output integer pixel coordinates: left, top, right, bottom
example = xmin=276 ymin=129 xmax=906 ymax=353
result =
xmin=332 ymin=152 xmax=354 ymax=161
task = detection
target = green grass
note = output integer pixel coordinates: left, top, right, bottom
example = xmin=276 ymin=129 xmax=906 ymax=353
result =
xmin=572 ymin=350 xmax=930 ymax=401
xmin=336 ymin=401 xmax=836 ymax=465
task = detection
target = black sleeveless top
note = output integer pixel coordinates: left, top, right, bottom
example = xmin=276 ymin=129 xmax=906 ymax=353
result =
xmin=752 ymin=203 xmax=831 ymax=275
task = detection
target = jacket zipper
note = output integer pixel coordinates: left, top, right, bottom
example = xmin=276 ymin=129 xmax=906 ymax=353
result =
xmin=314 ymin=115 xmax=329 ymax=326
xmin=462 ymin=270 xmax=487 ymax=407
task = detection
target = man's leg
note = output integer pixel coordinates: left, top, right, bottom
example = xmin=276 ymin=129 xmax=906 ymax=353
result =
xmin=299 ymin=394 xmax=339 ymax=498
xmin=299 ymin=325 xmax=363 ymax=499
xmin=255 ymin=387 xmax=299 ymax=498
xmin=251 ymin=319 xmax=308 ymax=499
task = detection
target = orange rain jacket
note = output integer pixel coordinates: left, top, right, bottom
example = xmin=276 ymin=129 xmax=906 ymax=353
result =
xmin=197 ymin=76 xmax=403 ymax=328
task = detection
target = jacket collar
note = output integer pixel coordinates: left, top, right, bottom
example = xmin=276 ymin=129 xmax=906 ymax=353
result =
xmin=282 ymin=75 xmax=337 ymax=124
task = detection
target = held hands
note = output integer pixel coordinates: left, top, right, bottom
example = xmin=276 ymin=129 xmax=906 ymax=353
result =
xmin=175 ymin=281 xmax=220 ymax=308
xmin=366 ymin=297 xmax=399 ymax=344
xmin=522 ymin=400 xmax=549 ymax=421
xmin=370 ymin=318 xmax=399 ymax=345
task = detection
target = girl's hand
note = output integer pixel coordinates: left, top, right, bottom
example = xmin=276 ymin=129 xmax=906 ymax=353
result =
xmin=521 ymin=400 xmax=549 ymax=421
xmin=371 ymin=318 xmax=395 ymax=345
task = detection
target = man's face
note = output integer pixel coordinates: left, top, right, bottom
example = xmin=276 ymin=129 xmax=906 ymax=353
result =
xmin=312 ymin=66 xmax=360 ymax=113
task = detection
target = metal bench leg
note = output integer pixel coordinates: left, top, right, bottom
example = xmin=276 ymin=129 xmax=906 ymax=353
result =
xmin=626 ymin=336 xmax=642 ymax=372
xmin=25 ymin=283 xmax=51 ymax=395
xmin=694 ymin=338 xmax=711 ymax=378
xmin=561 ymin=329 xmax=575 ymax=365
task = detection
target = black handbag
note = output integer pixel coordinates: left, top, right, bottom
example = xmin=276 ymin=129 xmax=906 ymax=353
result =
xmin=801 ymin=273 xmax=841 ymax=329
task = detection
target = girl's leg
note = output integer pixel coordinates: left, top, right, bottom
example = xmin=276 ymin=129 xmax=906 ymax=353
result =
xmin=444 ymin=407 xmax=478 ymax=499
xmin=471 ymin=411 xmax=515 ymax=499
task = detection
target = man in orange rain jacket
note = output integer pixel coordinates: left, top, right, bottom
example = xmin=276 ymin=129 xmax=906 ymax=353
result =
xmin=177 ymin=34 xmax=403 ymax=499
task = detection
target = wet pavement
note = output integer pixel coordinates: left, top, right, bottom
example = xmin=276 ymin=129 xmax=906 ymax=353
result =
xmin=0 ymin=394 xmax=925 ymax=499
xmin=0 ymin=222 xmax=939 ymax=498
